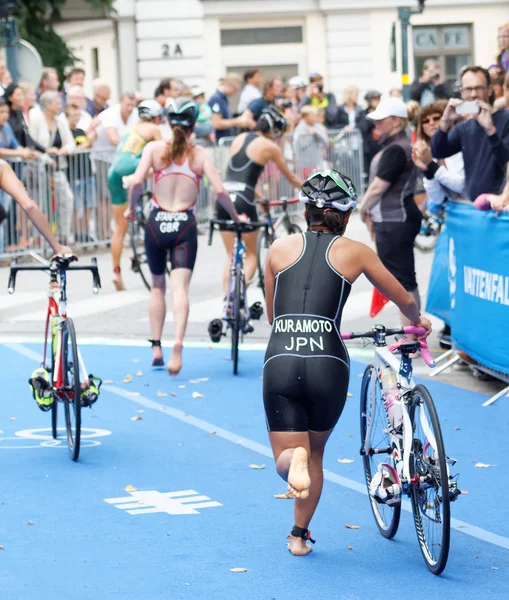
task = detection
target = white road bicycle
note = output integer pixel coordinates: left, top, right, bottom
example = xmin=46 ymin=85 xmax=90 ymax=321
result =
xmin=342 ymin=324 xmax=461 ymax=575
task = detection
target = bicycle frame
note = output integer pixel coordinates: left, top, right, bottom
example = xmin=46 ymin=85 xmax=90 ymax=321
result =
xmin=363 ymin=334 xmax=438 ymax=492
xmin=42 ymin=268 xmax=90 ymax=393
xmin=224 ymin=231 xmax=251 ymax=322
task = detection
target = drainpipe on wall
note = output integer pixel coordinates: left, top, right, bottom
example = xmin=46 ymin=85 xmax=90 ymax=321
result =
xmin=398 ymin=0 xmax=425 ymax=102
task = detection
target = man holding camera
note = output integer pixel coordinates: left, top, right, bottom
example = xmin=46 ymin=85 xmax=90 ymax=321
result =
xmin=298 ymin=73 xmax=338 ymax=129
xmin=411 ymin=59 xmax=452 ymax=106
xmin=430 ymin=66 xmax=509 ymax=202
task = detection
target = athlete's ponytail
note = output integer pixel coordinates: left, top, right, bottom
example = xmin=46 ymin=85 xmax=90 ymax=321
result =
xmin=305 ymin=204 xmax=350 ymax=236
xmin=161 ymin=124 xmax=193 ymax=165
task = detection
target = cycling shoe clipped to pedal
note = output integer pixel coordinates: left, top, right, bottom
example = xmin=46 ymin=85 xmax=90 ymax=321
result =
xmin=249 ymin=301 xmax=263 ymax=320
xmin=370 ymin=463 xmax=402 ymax=506
xmin=81 ymin=375 xmax=102 ymax=407
xmin=28 ymin=368 xmax=54 ymax=411
xmin=208 ymin=318 xmax=223 ymax=343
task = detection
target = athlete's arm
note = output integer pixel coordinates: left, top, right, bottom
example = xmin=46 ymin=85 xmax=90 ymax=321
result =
xmin=1 ymin=162 xmax=70 ymax=255
xmin=106 ymin=127 xmax=121 ymax=147
xmin=201 ymin=150 xmax=241 ymax=223
xmin=127 ymin=143 xmax=154 ymax=214
xmin=210 ymin=112 xmax=255 ymax=132
xmin=269 ymin=143 xmax=302 ymax=189
xmin=360 ymin=245 xmax=430 ymax=335
xmin=358 ymin=176 xmax=390 ymax=217
xmin=264 ymin=249 xmax=276 ymax=325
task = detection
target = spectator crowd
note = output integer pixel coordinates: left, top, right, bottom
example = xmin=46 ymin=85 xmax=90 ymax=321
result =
xmin=0 ymin=19 xmax=508 ymax=290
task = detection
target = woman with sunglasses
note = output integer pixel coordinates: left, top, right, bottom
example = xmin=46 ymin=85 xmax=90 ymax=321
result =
xmin=412 ymin=100 xmax=465 ymax=217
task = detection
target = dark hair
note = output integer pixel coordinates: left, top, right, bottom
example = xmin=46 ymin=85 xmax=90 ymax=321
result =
xmin=155 ymin=78 xmax=176 ymax=97
xmin=460 ymin=65 xmax=491 ymax=87
xmin=0 ymin=96 xmax=7 ymax=106
xmin=161 ymin=124 xmax=194 ymax=165
xmin=244 ymin=69 xmax=260 ymax=83
xmin=4 ymin=82 xmax=19 ymax=105
xmin=305 ymin=204 xmax=349 ymax=235
xmin=416 ymin=100 xmax=448 ymax=143
xmin=68 ymin=67 xmax=85 ymax=80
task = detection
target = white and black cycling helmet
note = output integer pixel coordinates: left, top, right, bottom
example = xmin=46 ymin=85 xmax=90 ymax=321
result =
xmin=257 ymin=105 xmax=287 ymax=139
xmin=300 ymin=168 xmax=358 ymax=212
xmin=166 ymin=97 xmax=199 ymax=127
xmin=137 ymin=99 xmax=164 ymax=120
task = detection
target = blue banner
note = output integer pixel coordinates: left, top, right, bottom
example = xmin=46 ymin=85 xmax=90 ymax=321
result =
xmin=425 ymin=228 xmax=451 ymax=325
xmin=427 ymin=203 xmax=509 ymax=375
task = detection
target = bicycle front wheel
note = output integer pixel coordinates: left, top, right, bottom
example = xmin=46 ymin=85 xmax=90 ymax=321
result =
xmin=62 ymin=318 xmax=81 ymax=462
xmin=360 ymin=365 xmax=401 ymax=539
xmin=231 ymin=263 xmax=242 ymax=375
xmin=256 ymin=228 xmax=273 ymax=298
xmin=409 ymin=384 xmax=450 ymax=575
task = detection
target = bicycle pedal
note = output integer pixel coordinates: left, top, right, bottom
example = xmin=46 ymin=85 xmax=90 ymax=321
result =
xmin=446 ymin=456 xmax=457 ymax=466
xmin=243 ymin=324 xmax=254 ymax=335
xmin=249 ymin=301 xmax=263 ymax=320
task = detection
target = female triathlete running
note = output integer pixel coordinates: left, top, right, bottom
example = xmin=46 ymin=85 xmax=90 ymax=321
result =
xmin=126 ymin=98 xmax=245 ymax=375
xmin=215 ymin=105 xmax=302 ymax=293
xmin=263 ymin=169 xmax=431 ymax=556
xmin=108 ymin=100 xmax=163 ymax=291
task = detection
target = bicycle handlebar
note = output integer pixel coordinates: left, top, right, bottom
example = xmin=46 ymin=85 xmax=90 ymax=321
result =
xmin=8 ymin=256 xmax=102 ymax=295
xmin=208 ymin=219 xmax=266 ymax=246
xmin=341 ymin=325 xmax=435 ymax=368
xmin=259 ymin=197 xmax=300 ymax=207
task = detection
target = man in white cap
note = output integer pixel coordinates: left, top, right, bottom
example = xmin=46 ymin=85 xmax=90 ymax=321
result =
xmin=358 ymin=96 xmax=422 ymax=324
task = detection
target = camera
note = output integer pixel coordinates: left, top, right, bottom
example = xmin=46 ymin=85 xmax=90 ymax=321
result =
xmin=278 ymin=99 xmax=293 ymax=109
xmin=316 ymin=83 xmax=324 ymax=93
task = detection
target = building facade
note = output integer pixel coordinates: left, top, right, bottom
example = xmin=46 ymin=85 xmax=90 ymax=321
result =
xmin=56 ymin=0 xmax=507 ymax=102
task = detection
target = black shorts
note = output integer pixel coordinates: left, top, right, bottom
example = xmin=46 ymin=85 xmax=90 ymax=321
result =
xmin=374 ymin=220 xmax=421 ymax=292
xmin=144 ymin=209 xmax=197 ymax=275
xmin=215 ymin=193 xmax=258 ymax=231
xmin=263 ymin=355 xmax=350 ymax=432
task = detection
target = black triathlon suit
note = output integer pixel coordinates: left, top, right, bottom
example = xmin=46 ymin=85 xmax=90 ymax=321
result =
xmin=215 ymin=132 xmax=264 ymax=229
xmin=263 ymin=230 xmax=351 ymax=432
xmin=145 ymin=208 xmax=198 ymax=275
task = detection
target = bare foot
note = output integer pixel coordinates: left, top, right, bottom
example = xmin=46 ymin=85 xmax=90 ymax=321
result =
xmin=112 ymin=273 xmax=126 ymax=291
xmin=168 ymin=342 xmax=183 ymax=376
xmin=287 ymin=447 xmax=311 ymax=499
xmin=287 ymin=535 xmax=313 ymax=556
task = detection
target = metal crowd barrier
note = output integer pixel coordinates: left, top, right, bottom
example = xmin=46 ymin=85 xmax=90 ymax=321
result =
xmin=0 ymin=129 xmax=365 ymax=261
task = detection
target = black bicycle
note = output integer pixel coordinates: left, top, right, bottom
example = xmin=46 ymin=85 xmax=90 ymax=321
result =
xmin=207 ymin=219 xmax=264 ymax=375
xmin=256 ymin=197 xmax=302 ymax=297
xmin=130 ymin=190 xmax=171 ymax=290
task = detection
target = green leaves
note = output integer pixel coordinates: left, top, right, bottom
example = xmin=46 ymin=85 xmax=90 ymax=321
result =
xmin=14 ymin=1 xmax=114 ymax=83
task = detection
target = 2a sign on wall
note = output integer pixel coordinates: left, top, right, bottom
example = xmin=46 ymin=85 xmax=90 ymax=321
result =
xmin=162 ymin=43 xmax=183 ymax=58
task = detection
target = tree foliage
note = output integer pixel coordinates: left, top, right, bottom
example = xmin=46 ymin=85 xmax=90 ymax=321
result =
xmin=15 ymin=0 xmax=115 ymax=84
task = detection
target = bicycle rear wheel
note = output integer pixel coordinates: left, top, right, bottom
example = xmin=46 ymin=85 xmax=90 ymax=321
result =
xmin=360 ymin=365 xmax=401 ymax=539
xmin=256 ymin=228 xmax=273 ymax=298
xmin=61 ymin=318 xmax=81 ymax=462
xmin=231 ymin=263 xmax=242 ymax=375
xmin=409 ymin=384 xmax=450 ymax=575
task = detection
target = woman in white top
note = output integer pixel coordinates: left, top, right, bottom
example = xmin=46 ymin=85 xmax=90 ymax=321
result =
xmin=126 ymin=98 xmax=245 ymax=376
xmin=29 ymin=91 xmax=76 ymax=243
